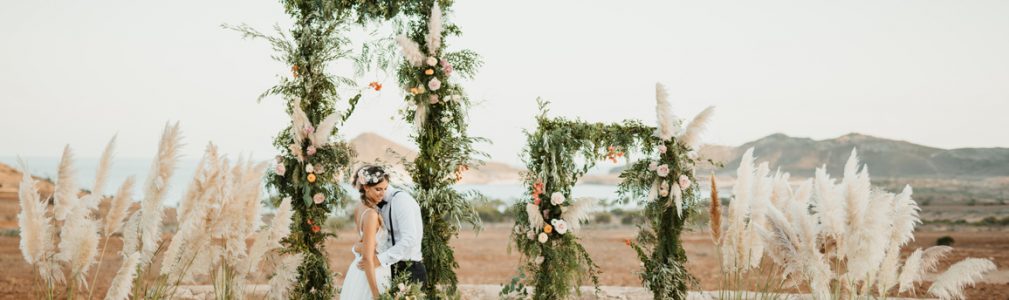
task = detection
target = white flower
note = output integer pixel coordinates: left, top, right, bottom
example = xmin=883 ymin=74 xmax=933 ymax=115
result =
xmin=551 ymin=219 xmax=569 ymax=235
xmin=426 ymin=56 xmax=438 ymax=66
xmin=315 ymin=165 xmax=325 ymax=174
xmin=534 ymin=256 xmax=545 ymax=264
xmin=550 ymin=192 xmax=565 ymax=205
xmin=441 ymin=115 xmax=451 ymax=123
xmin=648 ymin=161 xmax=658 ymax=171
xmin=398 ymin=283 xmax=407 ymax=291
xmin=658 ymin=145 xmax=668 ymax=154
xmin=537 ymin=232 xmax=548 ymax=243
xmin=656 ymin=164 xmax=670 ymax=177
xmin=526 ymin=230 xmax=536 ymax=240
xmin=305 ymin=163 xmax=315 ymax=173
xmin=678 ymin=175 xmax=691 ymax=189
xmin=513 ymin=225 xmax=523 ymax=235
xmin=275 ymin=164 xmax=286 ymax=176
xmin=313 ymin=193 xmax=325 ymax=204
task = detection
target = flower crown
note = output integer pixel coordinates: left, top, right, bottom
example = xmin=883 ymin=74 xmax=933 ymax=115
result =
xmin=355 ymin=166 xmax=387 ymax=188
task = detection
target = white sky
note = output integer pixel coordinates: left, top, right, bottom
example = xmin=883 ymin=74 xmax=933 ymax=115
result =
xmin=2 ymin=0 xmax=1008 ymax=166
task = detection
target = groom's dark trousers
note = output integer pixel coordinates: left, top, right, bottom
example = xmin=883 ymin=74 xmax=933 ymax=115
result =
xmin=392 ymin=261 xmax=428 ymax=284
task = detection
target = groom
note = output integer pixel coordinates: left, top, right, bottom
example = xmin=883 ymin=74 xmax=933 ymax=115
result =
xmin=359 ymin=184 xmax=428 ymax=285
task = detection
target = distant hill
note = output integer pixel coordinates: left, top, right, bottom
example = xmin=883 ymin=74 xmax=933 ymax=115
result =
xmin=606 ymin=133 xmax=1009 ymax=179
xmin=711 ymin=133 xmax=1009 ymax=179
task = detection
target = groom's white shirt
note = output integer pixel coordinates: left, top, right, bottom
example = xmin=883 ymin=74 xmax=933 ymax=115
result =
xmin=377 ymin=187 xmax=423 ymax=267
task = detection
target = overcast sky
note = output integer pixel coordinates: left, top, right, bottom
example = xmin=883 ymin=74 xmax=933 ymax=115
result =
xmin=2 ymin=0 xmax=1007 ymax=166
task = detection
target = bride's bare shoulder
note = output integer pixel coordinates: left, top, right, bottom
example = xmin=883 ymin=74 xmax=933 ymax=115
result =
xmin=361 ymin=207 xmax=384 ymax=229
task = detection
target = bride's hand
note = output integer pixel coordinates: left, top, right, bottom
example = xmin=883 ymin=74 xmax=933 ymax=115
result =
xmin=356 ymin=256 xmax=382 ymax=270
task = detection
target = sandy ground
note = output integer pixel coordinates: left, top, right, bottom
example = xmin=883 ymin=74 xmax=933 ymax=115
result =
xmin=2 ymin=226 xmax=1005 ymax=299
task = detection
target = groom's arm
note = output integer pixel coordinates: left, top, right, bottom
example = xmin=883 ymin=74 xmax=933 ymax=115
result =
xmin=377 ymin=193 xmax=423 ymax=268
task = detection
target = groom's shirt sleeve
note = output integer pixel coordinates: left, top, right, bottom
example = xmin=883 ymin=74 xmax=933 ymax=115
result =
xmin=378 ymin=193 xmax=423 ymax=268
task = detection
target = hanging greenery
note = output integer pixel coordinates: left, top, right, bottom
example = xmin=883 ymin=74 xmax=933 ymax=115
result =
xmin=229 ymin=0 xmax=366 ymax=298
xmin=506 ymin=99 xmax=655 ymax=299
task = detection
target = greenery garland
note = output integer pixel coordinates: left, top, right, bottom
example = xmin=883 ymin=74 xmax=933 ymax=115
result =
xmin=231 ymin=0 xmax=365 ymax=298
xmin=391 ymin=1 xmax=486 ymax=298
xmin=506 ymin=100 xmax=655 ymax=299
xmin=617 ymin=135 xmax=705 ymax=299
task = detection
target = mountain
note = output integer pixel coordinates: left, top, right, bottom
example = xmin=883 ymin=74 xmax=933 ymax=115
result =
xmin=349 ymin=133 xmax=523 ymax=184
xmin=712 ymin=133 xmax=1009 ymax=179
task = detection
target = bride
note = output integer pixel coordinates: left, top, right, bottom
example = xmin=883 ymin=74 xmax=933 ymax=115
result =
xmin=340 ymin=166 xmax=392 ymax=299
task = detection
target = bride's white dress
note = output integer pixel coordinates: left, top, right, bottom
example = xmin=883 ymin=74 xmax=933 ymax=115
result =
xmin=340 ymin=209 xmax=391 ymax=299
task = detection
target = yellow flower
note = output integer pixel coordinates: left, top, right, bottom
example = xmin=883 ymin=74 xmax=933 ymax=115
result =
xmin=307 ymin=173 xmax=317 ymax=183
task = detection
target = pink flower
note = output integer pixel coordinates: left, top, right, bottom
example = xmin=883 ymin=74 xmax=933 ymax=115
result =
xmin=303 ymin=125 xmax=315 ymax=135
xmin=306 ymin=145 xmax=317 ymax=156
xmin=678 ymin=175 xmax=691 ymax=189
xmin=428 ymin=77 xmax=442 ymax=91
xmin=648 ymin=161 xmax=658 ymax=171
xmin=315 ymin=165 xmax=325 ymax=174
xmin=658 ymin=145 xmax=668 ymax=154
xmin=313 ymin=193 xmax=325 ymax=204
xmin=537 ymin=232 xmax=548 ymax=243
xmin=274 ymin=164 xmax=286 ymax=176
xmin=656 ymin=164 xmax=670 ymax=177
xmin=305 ymin=163 xmax=315 ymax=173
xmin=440 ymin=59 xmax=453 ymax=76
xmin=429 ymin=94 xmax=440 ymax=104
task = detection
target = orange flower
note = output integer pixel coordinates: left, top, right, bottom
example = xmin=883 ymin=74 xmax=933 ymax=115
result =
xmin=307 ymin=173 xmax=317 ymax=183
xmin=606 ymin=146 xmax=621 ymax=163
xmin=311 ymin=225 xmax=321 ymax=233
xmin=544 ymin=224 xmax=553 ymax=234
xmin=291 ymin=65 xmax=300 ymax=78
xmin=307 ymin=218 xmax=314 ymax=225
xmin=424 ymin=69 xmax=435 ymax=75
xmin=368 ymin=81 xmax=383 ymax=91
xmin=624 ymin=239 xmax=632 ymax=246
